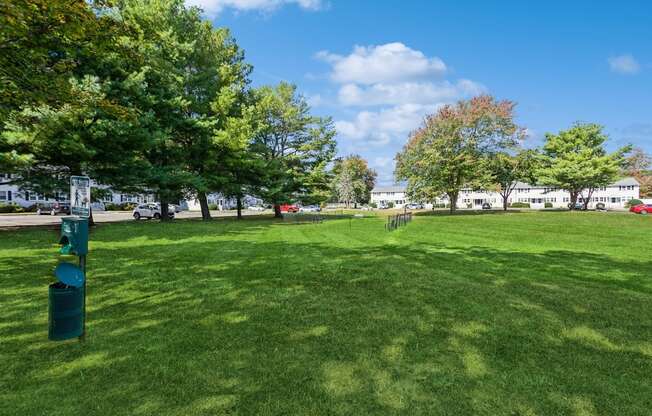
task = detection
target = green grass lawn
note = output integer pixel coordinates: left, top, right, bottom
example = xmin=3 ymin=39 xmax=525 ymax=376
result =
xmin=1 ymin=212 xmax=651 ymax=415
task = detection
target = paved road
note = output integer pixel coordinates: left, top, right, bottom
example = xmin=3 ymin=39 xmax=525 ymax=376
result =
xmin=0 ymin=210 xmax=267 ymax=228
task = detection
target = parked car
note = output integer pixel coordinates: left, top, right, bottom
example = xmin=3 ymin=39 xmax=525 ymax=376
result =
xmin=300 ymin=205 xmax=321 ymax=212
xmin=630 ymin=203 xmax=652 ymax=215
xmin=405 ymin=203 xmax=423 ymax=210
xmin=133 ymin=203 xmax=174 ymax=220
xmin=481 ymin=202 xmax=492 ymax=210
xmin=280 ymin=204 xmax=299 ymax=213
xmin=248 ymin=205 xmax=266 ymax=211
xmin=36 ymin=202 xmax=70 ymax=216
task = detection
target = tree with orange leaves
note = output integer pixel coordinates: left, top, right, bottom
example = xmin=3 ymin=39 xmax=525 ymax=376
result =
xmin=395 ymin=95 xmax=525 ymax=213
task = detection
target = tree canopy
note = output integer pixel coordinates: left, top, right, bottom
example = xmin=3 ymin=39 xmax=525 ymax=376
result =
xmin=536 ymin=123 xmax=629 ymax=210
xmin=0 ymin=0 xmax=338 ymax=218
xmin=488 ymin=149 xmax=537 ymax=210
xmin=395 ymin=95 xmax=524 ymax=213
xmin=331 ymin=155 xmax=377 ymax=207
xmin=249 ymin=83 xmax=336 ymax=217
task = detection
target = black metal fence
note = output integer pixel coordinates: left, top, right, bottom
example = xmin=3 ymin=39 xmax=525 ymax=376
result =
xmin=385 ymin=212 xmax=412 ymax=231
xmin=282 ymin=213 xmax=324 ymax=224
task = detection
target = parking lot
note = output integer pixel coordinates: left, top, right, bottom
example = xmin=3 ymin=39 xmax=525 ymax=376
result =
xmin=0 ymin=209 xmax=266 ymax=228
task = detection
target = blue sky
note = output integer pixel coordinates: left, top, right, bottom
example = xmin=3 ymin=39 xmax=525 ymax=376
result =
xmin=189 ymin=0 xmax=652 ymax=184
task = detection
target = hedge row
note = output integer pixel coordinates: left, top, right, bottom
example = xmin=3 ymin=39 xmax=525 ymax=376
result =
xmin=0 ymin=203 xmax=38 ymax=213
xmin=105 ymin=202 xmax=138 ymax=211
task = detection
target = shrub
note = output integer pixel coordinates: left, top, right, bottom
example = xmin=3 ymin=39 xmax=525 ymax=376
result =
xmin=24 ymin=204 xmax=38 ymax=212
xmin=544 ymin=202 xmax=553 ymax=208
xmin=432 ymin=203 xmax=446 ymax=208
xmin=0 ymin=203 xmax=19 ymax=213
xmin=386 ymin=202 xmax=394 ymax=208
xmin=625 ymin=199 xmax=643 ymax=208
xmin=369 ymin=202 xmax=377 ymax=208
xmin=208 ymin=203 xmax=218 ymax=210
xmin=510 ymin=202 xmax=531 ymax=208
xmin=106 ymin=202 xmax=137 ymax=211
xmin=466 ymin=203 xmax=472 ymax=209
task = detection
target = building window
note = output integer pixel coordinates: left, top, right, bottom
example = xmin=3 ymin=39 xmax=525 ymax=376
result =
xmin=0 ymin=191 xmax=6 ymax=201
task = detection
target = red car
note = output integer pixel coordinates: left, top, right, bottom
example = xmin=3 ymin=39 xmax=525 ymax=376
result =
xmin=629 ymin=203 xmax=652 ymax=215
xmin=280 ymin=204 xmax=299 ymax=213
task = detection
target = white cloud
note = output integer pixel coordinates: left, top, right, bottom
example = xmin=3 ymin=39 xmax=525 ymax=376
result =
xmin=316 ymin=42 xmax=447 ymax=85
xmin=608 ymin=54 xmax=640 ymax=74
xmin=335 ymin=104 xmax=436 ymax=146
xmin=322 ymin=42 xmax=487 ymax=162
xmin=338 ymin=79 xmax=486 ymax=106
xmin=305 ymin=93 xmax=324 ymax=107
xmin=370 ymin=157 xmax=396 ymax=185
xmin=186 ymin=0 xmax=324 ymax=15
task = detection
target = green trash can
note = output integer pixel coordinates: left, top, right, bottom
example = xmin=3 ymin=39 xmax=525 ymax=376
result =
xmin=48 ymin=282 xmax=84 ymax=340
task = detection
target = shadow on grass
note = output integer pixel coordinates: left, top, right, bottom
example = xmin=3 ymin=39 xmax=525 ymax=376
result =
xmin=1 ymin=218 xmax=651 ymax=415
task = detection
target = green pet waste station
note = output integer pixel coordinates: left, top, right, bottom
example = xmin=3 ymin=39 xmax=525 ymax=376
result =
xmin=48 ymin=216 xmax=89 ymax=341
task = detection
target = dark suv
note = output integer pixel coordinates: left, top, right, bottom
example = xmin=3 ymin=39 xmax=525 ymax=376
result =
xmin=36 ymin=202 xmax=71 ymax=216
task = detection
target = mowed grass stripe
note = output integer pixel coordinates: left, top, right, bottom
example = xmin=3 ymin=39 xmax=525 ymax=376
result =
xmin=1 ymin=211 xmax=651 ymax=415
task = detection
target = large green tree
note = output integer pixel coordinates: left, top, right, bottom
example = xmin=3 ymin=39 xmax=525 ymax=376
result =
xmin=0 ymin=0 xmax=102 ymax=129
xmin=536 ymin=123 xmax=629 ymax=210
xmin=249 ymin=83 xmax=337 ymax=217
xmin=176 ymin=13 xmax=251 ymax=220
xmin=0 ymin=0 xmax=152 ymax=199
xmin=395 ymin=95 xmax=524 ymax=213
xmin=112 ymin=0 xmax=205 ymax=220
xmin=331 ymin=155 xmax=377 ymax=207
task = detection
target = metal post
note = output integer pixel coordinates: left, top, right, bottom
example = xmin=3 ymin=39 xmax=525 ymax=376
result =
xmin=79 ymin=254 xmax=86 ymax=342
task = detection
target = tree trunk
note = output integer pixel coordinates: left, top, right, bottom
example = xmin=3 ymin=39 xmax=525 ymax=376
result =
xmin=569 ymin=191 xmax=579 ymax=210
xmin=197 ymin=192 xmax=211 ymax=220
xmin=582 ymin=188 xmax=594 ymax=211
xmin=447 ymin=192 xmax=458 ymax=214
xmin=88 ymin=206 xmax=95 ymax=226
xmin=236 ymin=194 xmax=243 ymax=220
xmin=502 ymin=194 xmax=509 ymax=211
xmin=273 ymin=204 xmax=282 ymax=218
xmin=160 ymin=201 xmax=170 ymax=221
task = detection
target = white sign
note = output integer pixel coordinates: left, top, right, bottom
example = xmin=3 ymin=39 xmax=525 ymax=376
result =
xmin=70 ymin=176 xmax=91 ymax=218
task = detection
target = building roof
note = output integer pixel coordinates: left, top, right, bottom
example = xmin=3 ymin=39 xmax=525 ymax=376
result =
xmin=371 ymin=185 xmax=406 ymax=193
xmin=373 ymin=177 xmax=640 ymax=193
xmin=611 ymin=177 xmax=640 ymax=186
xmin=512 ymin=177 xmax=640 ymax=189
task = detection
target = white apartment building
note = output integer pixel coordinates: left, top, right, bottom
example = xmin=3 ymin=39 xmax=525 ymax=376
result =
xmin=369 ymin=186 xmax=410 ymax=208
xmin=371 ymin=177 xmax=640 ymax=210
xmin=0 ymin=173 xmax=261 ymax=211
xmin=0 ymin=173 xmax=156 ymax=208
